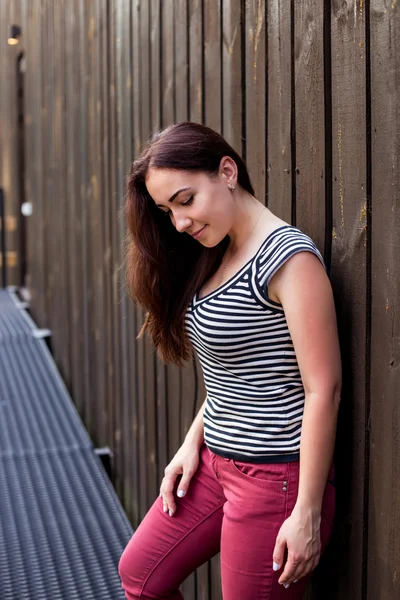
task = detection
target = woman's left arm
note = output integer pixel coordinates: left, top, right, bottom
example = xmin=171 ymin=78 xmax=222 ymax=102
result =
xmin=269 ymin=251 xmax=342 ymax=588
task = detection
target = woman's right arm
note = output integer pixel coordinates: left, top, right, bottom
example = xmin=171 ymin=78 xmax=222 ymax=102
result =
xmin=159 ymin=399 xmax=206 ymax=516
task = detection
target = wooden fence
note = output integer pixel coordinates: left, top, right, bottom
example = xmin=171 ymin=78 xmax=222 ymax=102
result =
xmin=0 ymin=1 xmax=399 ymax=598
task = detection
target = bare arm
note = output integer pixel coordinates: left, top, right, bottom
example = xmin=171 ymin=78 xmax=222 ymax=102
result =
xmin=159 ymin=399 xmax=206 ymax=516
xmin=184 ymin=398 xmax=206 ymax=450
xmin=270 ymin=251 xmax=342 ymax=587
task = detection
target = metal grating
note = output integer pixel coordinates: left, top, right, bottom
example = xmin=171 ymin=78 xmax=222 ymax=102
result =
xmin=0 ymin=450 xmax=132 ymax=599
xmin=0 ymin=289 xmax=133 ymax=599
xmin=0 ymin=289 xmax=36 ymax=341
xmin=0 ymin=336 xmax=92 ymax=455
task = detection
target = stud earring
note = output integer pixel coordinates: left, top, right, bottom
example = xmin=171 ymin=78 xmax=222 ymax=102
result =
xmin=228 ymin=184 xmax=236 ymax=191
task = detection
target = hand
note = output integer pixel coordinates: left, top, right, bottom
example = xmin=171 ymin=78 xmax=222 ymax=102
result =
xmin=272 ymin=506 xmax=322 ymax=588
xmin=159 ymin=440 xmax=200 ymax=517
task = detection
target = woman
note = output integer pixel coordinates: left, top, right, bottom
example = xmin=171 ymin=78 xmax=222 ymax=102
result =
xmin=119 ymin=122 xmax=341 ymax=600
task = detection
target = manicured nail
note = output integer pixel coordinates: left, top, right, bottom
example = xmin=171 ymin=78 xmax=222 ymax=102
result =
xmin=284 ymin=584 xmax=290 ymax=589
xmin=177 ymin=490 xmax=185 ymax=498
xmin=273 ymin=562 xmax=280 ymax=571
xmin=294 ymin=579 xmax=298 ymax=583
xmin=169 ymin=509 xmax=174 ymax=517
xmin=163 ymin=505 xmax=168 ymax=513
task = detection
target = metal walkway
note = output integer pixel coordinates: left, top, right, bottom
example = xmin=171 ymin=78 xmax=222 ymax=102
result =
xmin=0 ymin=289 xmax=133 ymax=599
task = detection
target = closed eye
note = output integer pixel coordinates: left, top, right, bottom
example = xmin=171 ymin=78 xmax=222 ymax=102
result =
xmin=159 ymin=195 xmax=193 ymax=217
xmin=182 ymin=195 xmax=194 ymax=206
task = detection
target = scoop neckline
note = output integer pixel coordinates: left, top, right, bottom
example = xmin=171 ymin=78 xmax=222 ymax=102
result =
xmin=192 ymin=224 xmax=294 ymax=307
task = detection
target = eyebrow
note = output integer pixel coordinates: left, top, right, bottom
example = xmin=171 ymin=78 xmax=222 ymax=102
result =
xmin=156 ymin=187 xmax=191 ymax=207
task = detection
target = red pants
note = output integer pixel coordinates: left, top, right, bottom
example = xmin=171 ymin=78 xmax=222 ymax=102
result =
xmin=119 ymin=444 xmax=335 ymax=600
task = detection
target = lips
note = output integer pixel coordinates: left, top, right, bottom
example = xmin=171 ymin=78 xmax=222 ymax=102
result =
xmin=191 ymin=225 xmax=207 ymax=238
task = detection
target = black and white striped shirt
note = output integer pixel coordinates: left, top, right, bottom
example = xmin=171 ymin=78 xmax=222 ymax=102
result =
xmin=185 ymin=225 xmax=326 ymax=463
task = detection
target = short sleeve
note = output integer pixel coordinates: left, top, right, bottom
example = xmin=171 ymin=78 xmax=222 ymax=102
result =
xmin=253 ymin=227 xmax=327 ymax=305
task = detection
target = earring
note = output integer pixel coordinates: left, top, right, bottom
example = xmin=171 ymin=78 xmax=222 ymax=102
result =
xmin=228 ymin=184 xmax=236 ymax=191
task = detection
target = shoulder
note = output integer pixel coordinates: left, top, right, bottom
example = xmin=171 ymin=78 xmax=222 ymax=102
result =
xmin=257 ymin=225 xmax=326 ymax=282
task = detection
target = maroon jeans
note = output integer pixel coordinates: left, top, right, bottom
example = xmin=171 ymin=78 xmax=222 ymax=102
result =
xmin=118 ymin=444 xmax=335 ymax=600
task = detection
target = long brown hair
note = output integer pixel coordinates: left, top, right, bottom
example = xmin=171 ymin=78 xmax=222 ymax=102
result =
xmin=125 ymin=122 xmax=255 ymax=365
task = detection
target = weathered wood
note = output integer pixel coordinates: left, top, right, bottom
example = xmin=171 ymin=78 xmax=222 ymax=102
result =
xmin=1 ymin=2 xmax=400 ymax=598
xmin=308 ymin=3 xmax=368 ymax=600
xmin=140 ymin=0 xmax=159 ymax=510
xmin=266 ymin=0 xmax=292 ymax=221
xmin=368 ymin=2 xmax=400 ymax=599
xmin=161 ymin=0 xmax=175 ymax=126
xmin=204 ymin=0 xmax=222 ymax=132
xmin=245 ymin=0 xmax=266 ymax=204
xmin=189 ymin=0 xmax=203 ymax=123
xmin=294 ymin=0 xmax=325 ymax=246
xmin=222 ymin=0 xmax=242 ymax=154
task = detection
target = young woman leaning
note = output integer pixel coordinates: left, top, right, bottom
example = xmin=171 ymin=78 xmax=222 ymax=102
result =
xmin=118 ymin=122 xmax=341 ymax=600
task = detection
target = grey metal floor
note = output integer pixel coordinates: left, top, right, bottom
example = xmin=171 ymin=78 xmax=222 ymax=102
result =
xmin=0 ymin=289 xmax=133 ymax=599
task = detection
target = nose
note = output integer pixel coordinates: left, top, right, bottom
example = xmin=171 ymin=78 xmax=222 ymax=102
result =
xmin=175 ymin=215 xmax=192 ymax=233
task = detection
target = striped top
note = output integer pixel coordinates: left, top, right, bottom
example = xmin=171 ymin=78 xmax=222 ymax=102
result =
xmin=185 ymin=225 xmax=326 ymax=463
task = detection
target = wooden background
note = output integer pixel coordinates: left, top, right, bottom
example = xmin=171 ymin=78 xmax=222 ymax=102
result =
xmin=0 ymin=1 xmax=399 ymax=598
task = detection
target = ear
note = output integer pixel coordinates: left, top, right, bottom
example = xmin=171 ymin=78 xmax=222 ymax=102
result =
xmin=219 ymin=156 xmax=237 ymax=187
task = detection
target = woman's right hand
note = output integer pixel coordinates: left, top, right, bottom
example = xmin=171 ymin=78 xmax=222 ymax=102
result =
xmin=159 ymin=440 xmax=201 ymax=516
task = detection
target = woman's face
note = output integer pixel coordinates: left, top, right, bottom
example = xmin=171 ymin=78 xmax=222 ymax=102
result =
xmin=145 ymin=160 xmax=236 ymax=247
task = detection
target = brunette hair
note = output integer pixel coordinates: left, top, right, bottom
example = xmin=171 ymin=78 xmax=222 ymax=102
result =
xmin=125 ymin=121 xmax=254 ymax=365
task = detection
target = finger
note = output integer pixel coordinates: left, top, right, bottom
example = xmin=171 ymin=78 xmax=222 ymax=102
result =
xmin=311 ymin=553 xmax=320 ymax=572
xmin=272 ymin=535 xmax=286 ymax=573
xmin=288 ymin=556 xmax=315 ymax=586
xmin=287 ymin=559 xmax=312 ymax=583
xmin=161 ymin=476 xmax=177 ymax=515
xmin=177 ymin=468 xmax=195 ymax=498
xmin=278 ymin=557 xmax=299 ymax=586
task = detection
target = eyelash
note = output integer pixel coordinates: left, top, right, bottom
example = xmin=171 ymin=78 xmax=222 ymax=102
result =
xmin=162 ymin=195 xmax=194 ymax=217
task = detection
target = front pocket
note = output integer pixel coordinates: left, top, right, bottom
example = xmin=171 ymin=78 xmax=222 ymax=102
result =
xmin=231 ymin=460 xmax=289 ymax=488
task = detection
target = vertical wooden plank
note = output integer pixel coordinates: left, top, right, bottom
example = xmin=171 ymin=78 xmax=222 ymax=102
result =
xmin=151 ymin=0 xmax=161 ymax=133
xmin=245 ymin=0 xmax=266 ymax=204
xmin=222 ymin=0 xmax=242 ymax=153
xmin=188 ymin=0 xmax=203 ymax=123
xmin=266 ymin=1 xmax=292 ymax=221
xmin=150 ymin=0 xmax=168 ymax=490
xmin=116 ymin=0 xmax=139 ymax=524
xmin=0 ymin=0 xmax=21 ymax=288
xmin=54 ymin=0 xmax=71 ymax=384
xmin=131 ymin=0 xmax=146 ymax=523
xmin=108 ymin=0 xmax=125 ymax=504
xmin=86 ymin=0 xmax=98 ymax=438
xmin=175 ymin=0 xmax=189 ymax=123
xmin=204 ymin=0 xmax=222 ymax=132
xmin=140 ymin=0 xmax=158 ymax=509
xmin=99 ymin=0 xmax=115 ymax=449
xmin=307 ymin=2 xmax=368 ymax=599
xmin=294 ymin=0 xmax=325 ymax=246
xmin=78 ymin=0 xmax=92 ymax=428
xmin=24 ymin=0 xmax=47 ymax=324
xmin=161 ymin=0 xmax=175 ymax=126
xmin=368 ymin=2 xmax=400 ymax=599
xmin=41 ymin=0 xmax=52 ymax=326
xmin=65 ymin=0 xmax=85 ymax=418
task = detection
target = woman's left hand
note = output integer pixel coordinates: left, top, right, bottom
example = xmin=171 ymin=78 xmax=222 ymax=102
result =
xmin=272 ymin=505 xmax=322 ymax=588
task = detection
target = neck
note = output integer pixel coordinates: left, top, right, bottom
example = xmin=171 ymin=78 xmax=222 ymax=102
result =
xmin=227 ymin=192 xmax=267 ymax=252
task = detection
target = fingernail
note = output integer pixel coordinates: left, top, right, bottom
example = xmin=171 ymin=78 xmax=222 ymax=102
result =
xmin=273 ymin=562 xmax=280 ymax=571
xmin=284 ymin=584 xmax=290 ymax=589
xmin=169 ymin=509 xmax=174 ymax=517
xmin=177 ymin=490 xmax=185 ymax=498
xmin=294 ymin=579 xmax=298 ymax=583
xmin=163 ymin=505 xmax=168 ymax=513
